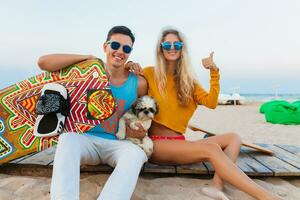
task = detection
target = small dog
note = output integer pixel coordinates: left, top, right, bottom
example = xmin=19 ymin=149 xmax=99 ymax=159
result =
xmin=116 ymin=95 xmax=158 ymax=158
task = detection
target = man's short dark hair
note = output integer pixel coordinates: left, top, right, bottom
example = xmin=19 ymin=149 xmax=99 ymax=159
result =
xmin=106 ymin=26 xmax=135 ymax=44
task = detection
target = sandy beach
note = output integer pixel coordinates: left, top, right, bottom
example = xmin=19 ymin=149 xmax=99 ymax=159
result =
xmin=0 ymin=102 xmax=300 ymax=200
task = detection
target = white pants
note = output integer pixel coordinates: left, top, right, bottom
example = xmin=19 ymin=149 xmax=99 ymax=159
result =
xmin=51 ymin=133 xmax=148 ymax=200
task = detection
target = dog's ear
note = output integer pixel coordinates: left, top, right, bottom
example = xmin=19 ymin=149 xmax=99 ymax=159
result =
xmin=131 ymin=100 xmax=138 ymax=115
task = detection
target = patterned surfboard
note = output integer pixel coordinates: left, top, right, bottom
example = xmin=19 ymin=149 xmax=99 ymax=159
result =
xmin=0 ymin=59 xmax=114 ymax=164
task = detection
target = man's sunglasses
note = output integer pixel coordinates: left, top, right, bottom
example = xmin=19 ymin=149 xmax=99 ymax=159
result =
xmin=161 ymin=41 xmax=183 ymax=51
xmin=107 ymin=41 xmax=132 ymax=54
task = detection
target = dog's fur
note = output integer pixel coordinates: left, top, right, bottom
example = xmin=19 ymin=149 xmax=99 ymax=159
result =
xmin=116 ymin=96 xmax=158 ymax=157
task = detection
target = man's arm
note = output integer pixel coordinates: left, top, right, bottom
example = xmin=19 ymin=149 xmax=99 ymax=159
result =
xmin=137 ymin=76 xmax=148 ymax=97
xmin=38 ymin=54 xmax=97 ymax=72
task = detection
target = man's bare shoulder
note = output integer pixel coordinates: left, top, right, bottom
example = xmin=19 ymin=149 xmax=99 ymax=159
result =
xmin=138 ymin=75 xmax=147 ymax=86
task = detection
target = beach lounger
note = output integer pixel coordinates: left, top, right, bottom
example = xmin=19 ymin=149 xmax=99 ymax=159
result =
xmin=218 ymin=93 xmax=246 ymax=105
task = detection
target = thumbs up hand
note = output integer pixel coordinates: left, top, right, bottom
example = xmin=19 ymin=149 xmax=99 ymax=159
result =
xmin=201 ymin=52 xmax=219 ymax=71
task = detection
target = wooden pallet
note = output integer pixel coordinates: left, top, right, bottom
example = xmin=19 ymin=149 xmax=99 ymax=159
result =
xmin=1 ymin=144 xmax=300 ymax=177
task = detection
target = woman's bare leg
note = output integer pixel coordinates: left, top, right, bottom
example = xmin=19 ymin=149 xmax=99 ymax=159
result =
xmin=150 ymin=140 xmax=280 ymax=200
xmin=198 ymin=133 xmax=242 ymax=190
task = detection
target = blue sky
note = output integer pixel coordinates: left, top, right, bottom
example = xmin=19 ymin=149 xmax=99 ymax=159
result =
xmin=0 ymin=0 xmax=299 ymax=94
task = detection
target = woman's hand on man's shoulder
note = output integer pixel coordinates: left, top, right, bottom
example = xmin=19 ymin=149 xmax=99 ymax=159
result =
xmin=125 ymin=61 xmax=143 ymax=75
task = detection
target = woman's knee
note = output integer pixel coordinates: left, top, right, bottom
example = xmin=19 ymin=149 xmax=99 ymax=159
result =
xmin=226 ymin=132 xmax=242 ymax=145
xmin=203 ymin=143 xmax=224 ymax=160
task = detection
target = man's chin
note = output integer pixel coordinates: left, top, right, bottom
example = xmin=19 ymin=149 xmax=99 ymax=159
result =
xmin=111 ymin=61 xmax=126 ymax=68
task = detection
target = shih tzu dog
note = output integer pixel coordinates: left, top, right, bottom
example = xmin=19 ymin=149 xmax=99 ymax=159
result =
xmin=116 ymin=95 xmax=158 ymax=158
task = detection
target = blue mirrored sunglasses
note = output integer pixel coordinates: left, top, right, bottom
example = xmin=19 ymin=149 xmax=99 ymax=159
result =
xmin=161 ymin=41 xmax=183 ymax=51
xmin=107 ymin=41 xmax=132 ymax=54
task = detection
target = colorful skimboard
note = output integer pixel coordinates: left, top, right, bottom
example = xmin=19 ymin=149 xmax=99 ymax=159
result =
xmin=0 ymin=59 xmax=115 ymax=164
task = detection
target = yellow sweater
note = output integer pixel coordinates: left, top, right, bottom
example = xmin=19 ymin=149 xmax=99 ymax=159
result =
xmin=143 ymin=67 xmax=220 ymax=134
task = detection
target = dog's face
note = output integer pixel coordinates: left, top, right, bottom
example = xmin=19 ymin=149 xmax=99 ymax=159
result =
xmin=131 ymin=96 xmax=158 ymax=120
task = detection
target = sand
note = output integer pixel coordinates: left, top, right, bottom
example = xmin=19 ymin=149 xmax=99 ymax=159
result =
xmin=0 ymin=102 xmax=299 ymax=200
xmin=189 ymin=102 xmax=300 ymax=146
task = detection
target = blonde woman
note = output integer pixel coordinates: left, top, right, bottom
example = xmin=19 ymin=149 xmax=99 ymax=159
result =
xmin=127 ymin=28 xmax=280 ymax=200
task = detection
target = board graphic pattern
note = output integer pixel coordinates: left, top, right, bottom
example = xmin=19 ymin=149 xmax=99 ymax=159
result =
xmin=87 ymin=90 xmax=115 ymax=120
xmin=0 ymin=59 xmax=113 ymax=163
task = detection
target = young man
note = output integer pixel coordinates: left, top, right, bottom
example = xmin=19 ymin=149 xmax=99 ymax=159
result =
xmin=38 ymin=26 xmax=148 ymax=200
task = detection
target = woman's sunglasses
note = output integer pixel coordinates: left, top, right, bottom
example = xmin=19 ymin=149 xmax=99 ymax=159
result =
xmin=161 ymin=41 xmax=183 ymax=51
xmin=107 ymin=41 xmax=133 ymax=54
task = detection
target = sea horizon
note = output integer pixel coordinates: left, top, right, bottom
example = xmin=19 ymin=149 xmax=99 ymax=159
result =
xmin=239 ymin=93 xmax=300 ymax=102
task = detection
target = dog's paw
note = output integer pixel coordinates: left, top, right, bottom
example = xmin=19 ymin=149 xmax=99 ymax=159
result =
xmin=116 ymin=132 xmax=125 ymax=140
xmin=144 ymin=148 xmax=153 ymax=158
xmin=142 ymin=146 xmax=153 ymax=158
xmin=129 ymin=122 xmax=139 ymax=130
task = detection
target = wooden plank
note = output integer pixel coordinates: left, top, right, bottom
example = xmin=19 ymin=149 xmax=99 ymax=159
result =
xmin=203 ymin=150 xmax=273 ymax=176
xmin=242 ymin=142 xmax=273 ymax=155
xmin=246 ymin=145 xmax=300 ymax=176
xmin=256 ymin=144 xmax=300 ymax=170
xmin=3 ymin=144 xmax=300 ymax=177
xmin=176 ymin=162 xmax=208 ymax=175
xmin=18 ymin=147 xmax=56 ymax=166
xmin=203 ymin=162 xmax=214 ymax=175
xmin=275 ymin=144 xmax=300 ymax=156
xmin=0 ymin=163 xmax=52 ymax=177
xmin=81 ymin=164 xmax=113 ymax=173
xmin=143 ymin=163 xmax=176 ymax=174
xmin=236 ymin=149 xmax=273 ymax=176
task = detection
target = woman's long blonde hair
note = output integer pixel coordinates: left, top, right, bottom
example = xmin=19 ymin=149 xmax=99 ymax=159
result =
xmin=155 ymin=28 xmax=196 ymax=106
